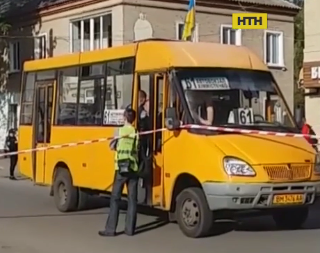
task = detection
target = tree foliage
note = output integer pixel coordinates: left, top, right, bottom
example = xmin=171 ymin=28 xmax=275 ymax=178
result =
xmin=0 ymin=16 xmax=10 ymax=92
xmin=0 ymin=20 xmax=10 ymax=34
xmin=283 ymin=0 xmax=304 ymax=106
xmin=288 ymin=0 xmax=305 ymax=106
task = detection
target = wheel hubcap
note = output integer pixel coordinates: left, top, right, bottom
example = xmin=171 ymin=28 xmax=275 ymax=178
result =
xmin=181 ymin=198 xmax=200 ymax=227
xmin=58 ymin=183 xmax=67 ymax=206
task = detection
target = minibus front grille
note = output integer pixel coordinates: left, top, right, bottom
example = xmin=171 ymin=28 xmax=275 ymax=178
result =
xmin=263 ymin=164 xmax=311 ymax=180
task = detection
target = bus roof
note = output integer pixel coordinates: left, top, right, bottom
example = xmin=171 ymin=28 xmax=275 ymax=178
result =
xmin=23 ymin=40 xmax=268 ymax=72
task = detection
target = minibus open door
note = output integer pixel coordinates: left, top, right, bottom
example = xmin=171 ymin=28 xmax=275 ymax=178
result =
xmin=32 ymin=80 xmax=56 ymax=184
xmin=136 ymin=73 xmax=165 ymax=207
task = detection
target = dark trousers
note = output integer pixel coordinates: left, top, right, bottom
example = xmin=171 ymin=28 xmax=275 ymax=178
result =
xmin=9 ymin=155 xmax=17 ymax=177
xmin=105 ymin=171 xmax=138 ymax=234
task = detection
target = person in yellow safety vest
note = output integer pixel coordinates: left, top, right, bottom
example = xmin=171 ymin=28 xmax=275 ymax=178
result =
xmin=99 ymin=108 xmax=139 ymax=237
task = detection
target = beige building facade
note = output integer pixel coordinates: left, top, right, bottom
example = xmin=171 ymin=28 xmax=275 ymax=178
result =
xmin=303 ymin=0 xmax=320 ymax=134
xmin=1 ymin=0 xmax=299 ymax=145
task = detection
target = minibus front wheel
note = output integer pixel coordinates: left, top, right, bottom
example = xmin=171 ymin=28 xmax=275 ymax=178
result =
xmin=53 ymin=168 xmax=78 ymax=212
xmin=272 ymin=206 xmax=309 ymax=230
xmin=176 ymin=187 xmax=213 ymax=238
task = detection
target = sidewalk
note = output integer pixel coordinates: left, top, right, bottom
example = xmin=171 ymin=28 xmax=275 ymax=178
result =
xmin=0 ymin=158 xmax=9 ymax=175
xmin=0 ymin=158 xmax=23 ymax=179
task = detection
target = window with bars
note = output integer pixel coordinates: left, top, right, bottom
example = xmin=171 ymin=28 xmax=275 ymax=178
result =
xmin=220 ymin=25 xmax=241 ymax=46
xmin=70 ymin=14 xmax=112 ymax=52
xmin=176 ymin=22 xmax=199 ymax=42
xmin=264 ymin=31 xmax=284 ymax=67
xmin=9 ymin=41 xmax=21 ymax=72
xmin=34 ymin=34 xmax=47 ymax=59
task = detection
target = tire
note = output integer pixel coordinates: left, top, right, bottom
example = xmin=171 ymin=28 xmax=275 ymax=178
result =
xmin=272 ymin=207 xmax=309 ymax=230
xmin=77 ymin=188 xmax=90 ymax=211
xmin=176 ymin=187 xmax=213 ymax=238
xmin=53 ymin=169 xmax=78 ymax=212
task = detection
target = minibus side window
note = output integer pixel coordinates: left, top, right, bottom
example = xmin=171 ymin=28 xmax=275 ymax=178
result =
xmin=20 ymin=72 xmax=36 ymax=125
xmin=78 ymin=63 xmax=105 ymax=125
xmin=56 ymin=67 xmax=79 ymax=126
xmin=103 ymin=58 xmax=134 ymax=125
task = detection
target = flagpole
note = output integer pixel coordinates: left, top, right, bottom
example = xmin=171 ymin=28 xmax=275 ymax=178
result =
xmin=191 ymin=0 xmax=196 ymax=41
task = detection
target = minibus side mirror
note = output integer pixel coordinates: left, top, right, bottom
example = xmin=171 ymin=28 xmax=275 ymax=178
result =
xmin=165 ymin=108 xmax=181 ymax=130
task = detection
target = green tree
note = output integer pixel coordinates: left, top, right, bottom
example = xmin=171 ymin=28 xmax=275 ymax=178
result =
xmin=0 ymin=20 xmax=10 ymax=34
xmin=0 ymin=17 xmax=10 ymax=92
xmin=291 ymin=0 xmax=304 ymax=106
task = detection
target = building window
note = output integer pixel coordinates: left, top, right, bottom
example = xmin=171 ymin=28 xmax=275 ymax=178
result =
xmin=176 ymin=22 xmax=199 ymax=42
xmin=264 ymin=31 xmax=284 ymax=67
xmin=220 ymin=25 xmax=241 ymax=45
xmin=9 ymin=41 xmax=20 ymax=72
xmin=34 ymin=34 xmax=47 ymax=59
xmin=70 ymin=14 xmax=112 ymax=52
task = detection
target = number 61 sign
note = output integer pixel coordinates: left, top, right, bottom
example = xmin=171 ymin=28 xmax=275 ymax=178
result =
xmin=237 ymin=108 xmax=254 ymax=125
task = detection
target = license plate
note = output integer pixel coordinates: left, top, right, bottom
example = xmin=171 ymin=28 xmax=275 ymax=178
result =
xmin=273 ymin=194 xmax=304 ymax=204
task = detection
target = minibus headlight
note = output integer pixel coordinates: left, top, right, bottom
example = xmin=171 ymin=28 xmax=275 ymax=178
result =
xmin=223 ymin=157 xmax=256 ymax=176
xmin=315 ymin=154 xmax=320 ymax=174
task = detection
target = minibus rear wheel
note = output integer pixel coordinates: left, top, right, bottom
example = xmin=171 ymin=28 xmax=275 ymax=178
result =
xmin=53 ymin=168 xmax=78 ymax=212
xmin=176 ymin=187 xmax=213 ymax=238
xmin=272 ymin=207 xmax=309 ymax=230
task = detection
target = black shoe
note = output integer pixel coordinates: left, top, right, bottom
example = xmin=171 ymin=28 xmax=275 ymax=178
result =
xmin=98 ymin=230 xmax=115 ymax=237
xmin=9 ymin=176 xmax=17 ymax=180
xmin=124 ymin=230 xmax=134 ymax=236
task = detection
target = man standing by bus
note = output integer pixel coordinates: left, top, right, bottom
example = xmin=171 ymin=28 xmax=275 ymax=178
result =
xmin=99 ymin=108 xmax=139 ymax=236
xmin=5 ymin=128 xmax=18 ymax=180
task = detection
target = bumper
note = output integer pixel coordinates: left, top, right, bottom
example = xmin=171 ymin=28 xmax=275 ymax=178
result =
xmin=202 ymin=181 xmax=320 ymax=210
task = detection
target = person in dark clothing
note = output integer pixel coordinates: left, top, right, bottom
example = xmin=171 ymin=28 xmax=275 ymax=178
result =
xmin=5 ymin=128 xmax=18 ymax=180
xmin=126 ymin=90 xmax=149 ymax=130
xmin=125 ymin=89 xmax=150 ymax=157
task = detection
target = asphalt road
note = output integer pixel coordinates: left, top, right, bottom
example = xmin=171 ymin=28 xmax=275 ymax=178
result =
xmin=1 ymin=159 xmax=320 ymax=253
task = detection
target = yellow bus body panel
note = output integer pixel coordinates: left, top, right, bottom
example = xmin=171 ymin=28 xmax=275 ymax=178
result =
xmin=18 ymin=126 xmax=33 ymax=178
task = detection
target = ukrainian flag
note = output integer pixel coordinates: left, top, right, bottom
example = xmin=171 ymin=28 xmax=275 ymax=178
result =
xmin=182 ymin=0 xmax=196 ymax=41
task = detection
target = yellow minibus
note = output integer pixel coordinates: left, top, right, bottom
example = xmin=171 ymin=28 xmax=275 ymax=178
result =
xmin=18 ymin=39 xmax=320 ymax=238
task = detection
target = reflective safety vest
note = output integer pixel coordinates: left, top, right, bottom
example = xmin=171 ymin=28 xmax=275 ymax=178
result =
xmin=115 ymin=124 xmax=139 ymax=171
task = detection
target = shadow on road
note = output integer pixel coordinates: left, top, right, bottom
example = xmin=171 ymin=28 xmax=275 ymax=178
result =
xmin=115 ymin=218 xmax=169 ymax=236
xmin=236 ymin=217 xmax=320 ymax=232
xmin=0 ymin=175 xmax=30 ymax=181
xmin=196 ymin=205 xmax=320 ymax=237
xmin=0 ymin=197 xmax=168 ymax=220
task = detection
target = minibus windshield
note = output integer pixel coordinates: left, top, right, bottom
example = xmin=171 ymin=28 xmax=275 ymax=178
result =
xmin=176 ymin=68 xmax=298 ymax=133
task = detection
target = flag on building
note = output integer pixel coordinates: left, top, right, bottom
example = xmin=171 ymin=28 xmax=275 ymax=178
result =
xmin=182 ymin=0 xmax=196 ymax=41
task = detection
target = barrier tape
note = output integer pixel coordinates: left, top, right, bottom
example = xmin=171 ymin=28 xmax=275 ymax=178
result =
xmin=182 ymin=124 xmax=320 ymax=138
xmin=1 ymin=124 xmax=319 ymax=158
xmin=1 ymin=128 xmax=167 ymax=158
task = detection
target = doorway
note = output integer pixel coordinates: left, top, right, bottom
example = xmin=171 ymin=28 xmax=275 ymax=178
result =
xmin=136 ymin=73 xmax=165 ymax=206
xmin=32 ymin=80 xmax=55 ymax=183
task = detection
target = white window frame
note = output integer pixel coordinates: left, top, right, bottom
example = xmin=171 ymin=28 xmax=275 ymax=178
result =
xmin=175 ymin=21 xmax=199 ymax=42
xmin=34 ymin=33 xmax=48 ymax=59
xmin=69 ymin=13 xmax=111 ymax=53
xmin=220 ymin=24 xmax=242 ymax=46
xmin=264 ymin=30 xmax=284 ymax=67
xmin=9 ymin=41 xmax=20 ymax=73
